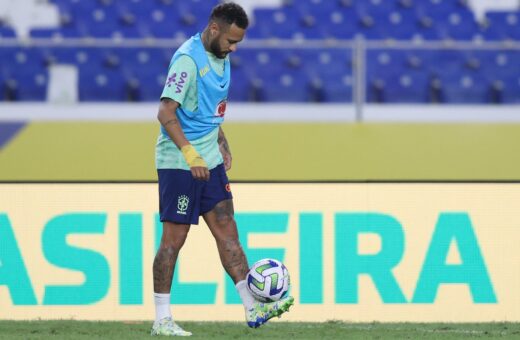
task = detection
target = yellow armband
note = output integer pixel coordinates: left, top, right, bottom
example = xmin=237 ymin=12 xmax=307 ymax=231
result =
xmin=181 ymin=144 xmax=207 ymax=168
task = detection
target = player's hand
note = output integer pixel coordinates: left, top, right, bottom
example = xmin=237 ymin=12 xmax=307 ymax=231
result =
xmin=190 ymin=166 xmax=210 ymax=181
xmin=181 ymin=144 xmax=209 ymax=181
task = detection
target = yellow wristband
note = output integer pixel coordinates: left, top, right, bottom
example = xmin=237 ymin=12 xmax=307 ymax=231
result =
xmin=181 ymin=145 xmax=207 ymax=168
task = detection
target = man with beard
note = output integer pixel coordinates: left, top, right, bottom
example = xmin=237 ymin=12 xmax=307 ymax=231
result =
xmin=151 ymin=2 xmax=294 ymax=336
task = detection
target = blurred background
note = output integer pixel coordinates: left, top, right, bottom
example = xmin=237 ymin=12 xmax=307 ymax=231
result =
xmin=0 ymin=0 xmax=519 ymax=181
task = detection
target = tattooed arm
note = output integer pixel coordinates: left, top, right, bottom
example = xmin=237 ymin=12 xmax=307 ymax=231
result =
xmin=157 ymin=98 xmax=209 ymax=180
xmin=218 ymin=127 xmax=232 ymax=171
xmin=157 ymin=98 xmax=187 ymax=146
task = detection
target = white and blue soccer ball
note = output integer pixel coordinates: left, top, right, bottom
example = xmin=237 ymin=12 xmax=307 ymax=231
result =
xmin=246 ymin=258 xmax=290 ymax=302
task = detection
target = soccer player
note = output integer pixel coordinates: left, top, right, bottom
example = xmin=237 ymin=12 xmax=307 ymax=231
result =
xmin=151 ymin=2 xmax=294 ymax=336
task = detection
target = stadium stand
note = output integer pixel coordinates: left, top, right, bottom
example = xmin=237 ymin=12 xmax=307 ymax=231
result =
xmin=0 ymin=0 xmax=519 ymax=103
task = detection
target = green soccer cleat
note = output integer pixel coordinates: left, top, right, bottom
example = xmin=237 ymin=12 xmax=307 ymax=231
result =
xmin=246 ymin=296 xmax=295 ymax=328
xmin=150 ymin=317 xmax=192 ymax=336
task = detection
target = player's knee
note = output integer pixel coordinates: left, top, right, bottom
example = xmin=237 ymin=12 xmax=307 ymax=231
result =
xmin=161 ymin=229 xmax=189 ymax=251
xmin=214 ymin=213 xmax=235 ymax=229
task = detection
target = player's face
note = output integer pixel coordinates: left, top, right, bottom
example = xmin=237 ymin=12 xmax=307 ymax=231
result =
xmin=210 ymin=23 xmax=245 ymax=59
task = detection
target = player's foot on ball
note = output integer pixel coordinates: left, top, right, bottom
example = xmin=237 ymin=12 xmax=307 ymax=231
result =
xmin=245 ymin=296 xmax=294 ymax=328
xmin=150 ymin=317 xmax=192 ymax=336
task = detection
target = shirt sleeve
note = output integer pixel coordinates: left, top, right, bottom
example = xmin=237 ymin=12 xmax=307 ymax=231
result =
xmin=161 ymin=55 xmax=197 ymax=107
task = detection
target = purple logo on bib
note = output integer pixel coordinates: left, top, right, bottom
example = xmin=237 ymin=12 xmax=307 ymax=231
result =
xmin=166 ymin=72 xmax=189 ymax=93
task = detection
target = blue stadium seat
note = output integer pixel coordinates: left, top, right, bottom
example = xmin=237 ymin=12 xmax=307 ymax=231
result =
xmin=79 ymin=68 xmax=128 ymax=101
xmin=0 ymin=26 xmax=16 ymax=38
xmin=437 ymin=10 xmax=479 ymax=40
xmin=381 ymin=71 xmax=431 ymax=103
xmin=497 ymin=75 xmax=520 ymax=103
xmin=253 ymin=67 xmax=311 ymax=102
xmin=119 ymin=48 xmax=169 ymax=73
xmin=437 ymin=73 xmax=491 ymax=103
xmin=250 ymin=49 xmax=286 ymax=76
xmin=174 ymin=0 xmax=219 ymax=19
xmin=415 ymin=0 xmax=462 ymax=18
xmin=228 ymin=67 xmax=252 ymax=102
xmin=248 ymin=9 xmax=293 ymax=39
xmin=1 ymin=48 xmax=46 ymax=77
xmin=117 ymin=48 xmax=168 ymax=101
xmin=127 ymin=71 xmax=165 ymax=102
xmin=367 ymin=50 xmax=407 ymax=80
xmin=291 ymin=0 xmax=340 ymax=14
xmin=315 ymin=73 xmax=353 ymax=102
xmin=296 ymin=49 xmax=352 ymax=102
xmin=483 ymin=12 xmax=520 ymax=41
xmin=377 ymin=11 xmax=417 ymax=40
xmin=79 ymin=7 xmax=120 ymax=38
xmin=0 ymin=71 xmax=7 ymax=100
xmin=322 ymin=8 xmax=359 ymax=39
xmin=11 ymin=0 xmax=520 ymax=103
xmin=427 ymin=50 xmax=465 ymax=77
xmin=8 ymin=68 xmax=48 ymax=101
xmin=478 ymin=50 xmax=518 ymax=75
xmin=30 ymin=27 xmax=81 ymax=38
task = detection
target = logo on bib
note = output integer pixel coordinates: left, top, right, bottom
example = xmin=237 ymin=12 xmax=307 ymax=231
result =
xmin=215 ymin=100 xmax=227 ymax=118
xmin=177 ymin=195 xmax=189 ymax=215
xmin=166 ymin=71 xmax=188 ymax=94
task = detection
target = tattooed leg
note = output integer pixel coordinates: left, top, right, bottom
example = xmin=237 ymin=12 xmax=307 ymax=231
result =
xmin=203 ymin=199 xmax=249 ymax=283
xmin=153 ymin=222 xmax=190 ymax=293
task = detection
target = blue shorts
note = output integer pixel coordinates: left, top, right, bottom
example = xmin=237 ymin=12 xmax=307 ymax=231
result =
xmin=158 ymin=164 xmax=233 ymax=225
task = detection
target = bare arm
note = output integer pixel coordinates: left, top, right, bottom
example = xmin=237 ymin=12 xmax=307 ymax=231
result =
xmin=218 ymin=126 xmax=232 ymax=171
xmin=157 ymin=98 xmax=209 ymax=180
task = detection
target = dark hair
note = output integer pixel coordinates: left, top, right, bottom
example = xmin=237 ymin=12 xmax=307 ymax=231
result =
xmin=210 ymin=2 xmax=249 ymax=29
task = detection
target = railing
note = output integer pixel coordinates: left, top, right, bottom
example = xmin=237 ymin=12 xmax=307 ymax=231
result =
xmin=1 ymin=37 xmax=520 ymax=121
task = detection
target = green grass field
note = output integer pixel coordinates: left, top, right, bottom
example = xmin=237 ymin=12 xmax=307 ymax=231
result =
xmin=0 ymin=321 xmax=519 ymax=339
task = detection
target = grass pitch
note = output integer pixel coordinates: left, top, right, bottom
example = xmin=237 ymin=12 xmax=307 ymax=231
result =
xmin=0 ymin=321 xmax=518 ymax=339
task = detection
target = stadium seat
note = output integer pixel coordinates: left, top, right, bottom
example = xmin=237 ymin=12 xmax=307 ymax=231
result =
xmin=380 ymin=71 xmax=431 ymax=103
xmin=415 ymin=0 xmax=462 ymax=18
xmin=249 ymin=8 xmax=298 ymax=39
xmin=437 ymin=73 xmax=491 ymax=103
xmin=315 ymin=73 xmax=353 ymax=102
xmin=438 ymin=10 xmax=479 ymax=40
xmin=228 ymin=67 xmax=252 ymax=102
xmin=427 ymin=50 xmax=466 ymax=77
xmin=253 ymin=68 xmax=311 ymax=102
xmin=322 ymin=8 xmax=359 ymax=39
xmin=127 ymin=71 xmax=165 ymax=102
xmin=79 ymin=68 xmax=128 ymax=101
xmin=6 ymin=0 xmax=520 ymax=103
xmin=0 ymin=72 xmax=7 ymax=101
xmin=378 ymin=11 xmax=417 ymax=40
xmin=0 ymin=26 xmax=16 ymax=38
xmin=6 ymin=68 xmax=49 ymax=101
xmin=479 ymin=51 xmax=520 ymax=79
xmin=483 ymin=11 xmax=520 ymax=41
xmin=118 ymin=48 xmax=168 ymax=101
xmin=496 ymin=75 xmax=520 ymax=103
xmin=367 ymin=50 xmax=407 ymax=80
xmin=294 ymin=49 xmax=353 ymax=102
xmin=1 ymin=48 xmax=46 ymax=78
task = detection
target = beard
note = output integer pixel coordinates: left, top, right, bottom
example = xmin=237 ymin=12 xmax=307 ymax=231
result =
xmin=210 ymin=37 xmax=227 ymax=59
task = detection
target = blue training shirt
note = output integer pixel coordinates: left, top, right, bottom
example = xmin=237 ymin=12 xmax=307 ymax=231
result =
xmin=161 ymin=33 xmax=230 ymax=141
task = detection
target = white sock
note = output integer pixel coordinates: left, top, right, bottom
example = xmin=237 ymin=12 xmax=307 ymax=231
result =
xmin=154 ymin=293 xmax=172 ymax=322
xmin=236 ymin=280 xmax=255 ymax=310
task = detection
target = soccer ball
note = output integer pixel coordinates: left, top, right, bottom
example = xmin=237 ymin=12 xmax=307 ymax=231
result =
xmin=246 ymin=258 xmax=290 ymax=302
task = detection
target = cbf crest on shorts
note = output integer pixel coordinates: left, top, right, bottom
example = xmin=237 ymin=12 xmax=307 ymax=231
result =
xmin=177 ymin=195 xmax=189 ymax=215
